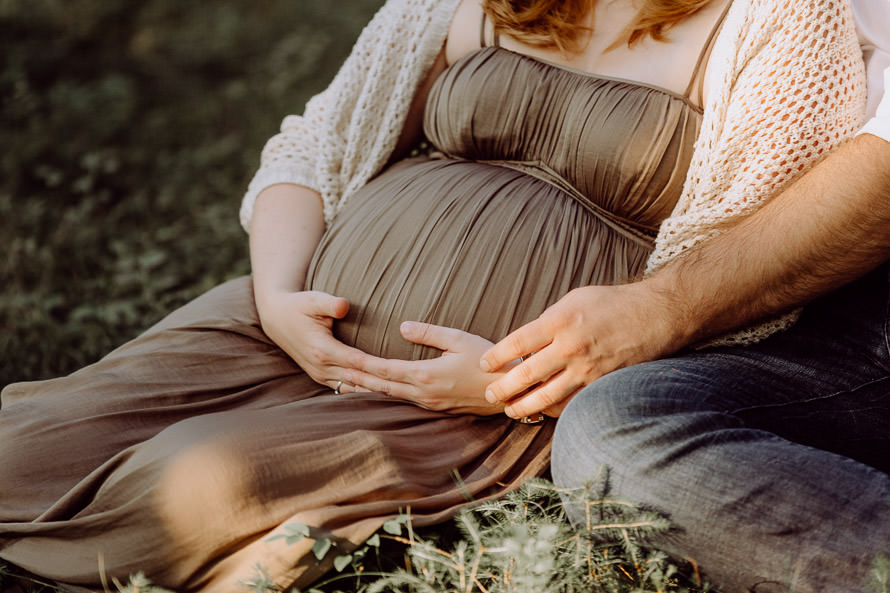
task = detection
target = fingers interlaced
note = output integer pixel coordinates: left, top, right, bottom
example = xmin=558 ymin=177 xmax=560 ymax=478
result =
xmin=485 ymin=347 xmax=560 ymax=403
xmin=483 ymin=322 xmax=550 ymax=372
xmin=503 ymin=372 xmax=575 ymax=418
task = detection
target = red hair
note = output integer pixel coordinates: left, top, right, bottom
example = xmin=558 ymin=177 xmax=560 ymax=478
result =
xmin=482 ymin=0 xmax=715 ymax=52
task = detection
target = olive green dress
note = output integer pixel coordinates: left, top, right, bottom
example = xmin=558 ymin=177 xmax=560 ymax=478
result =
xmin=0 ymin=35 xmax=712 ymax=593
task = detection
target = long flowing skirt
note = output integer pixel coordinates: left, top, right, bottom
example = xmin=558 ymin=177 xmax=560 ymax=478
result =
xmin=0 ymin=157 xmax=654 ymax=592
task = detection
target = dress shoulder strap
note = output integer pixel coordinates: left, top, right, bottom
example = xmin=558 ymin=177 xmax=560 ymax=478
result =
xmin=479 ymin=10 xmax=501 ymax=48
xmin=683 ymin=0 xmax=733 ymax=104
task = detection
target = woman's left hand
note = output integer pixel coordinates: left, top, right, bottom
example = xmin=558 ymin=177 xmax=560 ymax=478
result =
xmin=342 ymin=322 xmax=508 ymax=415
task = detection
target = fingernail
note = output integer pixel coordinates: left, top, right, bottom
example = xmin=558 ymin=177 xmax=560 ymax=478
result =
xmin=480 ymin=359 xmax=491 ymax=372
xmin=400 ymin=321 xmax=416 ymax=336
xmin=485 ymin=389 xmax=495 ymax=403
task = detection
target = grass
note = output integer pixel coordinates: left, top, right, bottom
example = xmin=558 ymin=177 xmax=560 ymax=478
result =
xmin=280 ymin=479 xmax=702 ymax=593
xmin=0 ymin=0 xmax=382 ymax=386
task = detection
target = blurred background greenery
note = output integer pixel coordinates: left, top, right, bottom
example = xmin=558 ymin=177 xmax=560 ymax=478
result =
xmin=0 ymin=0 xmax=383 ymax=386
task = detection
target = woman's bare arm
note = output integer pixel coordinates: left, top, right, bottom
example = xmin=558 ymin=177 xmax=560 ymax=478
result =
xmin=247 ymin=46 xmax=450 ymax=390
xmin=249 ymin=184 xmax=364 ymax=392
xmin=250 ymin=184 xmax=326 ymax=297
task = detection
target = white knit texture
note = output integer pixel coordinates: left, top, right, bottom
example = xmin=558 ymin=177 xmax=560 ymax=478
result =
xmin=647 ymin=0 xmax=867 ymax=344
xmin=241 ymin=0 xmax=866 ymax=344
xmin=241 ymin=0 xmax=461 ymax=227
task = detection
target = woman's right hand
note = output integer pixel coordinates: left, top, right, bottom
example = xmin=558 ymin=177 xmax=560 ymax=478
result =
xmin=248 ymin=183 xmax=367 ymax=393
xmin=255 ymin=288 xmax=365 ymax=394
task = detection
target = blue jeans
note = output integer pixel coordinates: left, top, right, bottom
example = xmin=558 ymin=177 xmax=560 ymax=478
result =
xmin=552 ymin=264 xmax=890 ymax=593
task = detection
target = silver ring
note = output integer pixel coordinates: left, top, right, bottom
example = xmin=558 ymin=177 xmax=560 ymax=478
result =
xmin=333 ymin=380 xmax=343 ymax=395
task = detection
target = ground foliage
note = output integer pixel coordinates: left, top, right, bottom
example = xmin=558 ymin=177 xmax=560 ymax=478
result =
xmin=0 ymin=479 xmax=708 ymax=593
xmin=5 ymin=478 xmax=890 ymax=593
xmin=0 ymin=0 xmax=382 ymax=386
xmin=289 ymin=479 xmax=701 ymax=593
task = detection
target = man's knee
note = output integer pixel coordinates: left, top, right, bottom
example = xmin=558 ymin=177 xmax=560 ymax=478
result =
xmin=553 ymin=365 xmax=664 ymax=488
xmin=552 ymin=359 xmax=719 ymax=492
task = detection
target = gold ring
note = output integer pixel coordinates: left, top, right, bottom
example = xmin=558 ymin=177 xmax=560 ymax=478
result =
xmin=518 ymin=413 xmax=545 ymax=424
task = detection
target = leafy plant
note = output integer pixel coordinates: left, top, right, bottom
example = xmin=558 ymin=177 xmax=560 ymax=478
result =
xmin=868 ymin=555 xmax=890 ymax=593
xmin=251 ymin=478 xmax=705 ymax=593
xmin=353 ymin=479 xmax=691 ymax=593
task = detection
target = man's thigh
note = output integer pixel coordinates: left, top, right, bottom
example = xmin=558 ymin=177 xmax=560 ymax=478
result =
xmin=552 ymin=265 xmax=890 ymax=593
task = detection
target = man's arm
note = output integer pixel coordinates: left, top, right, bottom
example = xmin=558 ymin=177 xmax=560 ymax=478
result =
xmin=656 ymin=2 xmax=890 ymax=342
xmin=667 ymin=0 xmax=890 ymax=340
xmin=650 ymin=131 xmax=890 ymax=347
xmin=661 ymin=55 xmax=890 ymax=345
xmin=486 ymin=42 xmax=890 ymax=418
xmin=481 ymin=132 xmax=890 ymax=418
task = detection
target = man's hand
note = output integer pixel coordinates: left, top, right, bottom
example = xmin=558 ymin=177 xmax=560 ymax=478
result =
xmin=480 ymin=283 xmax=685 ymax=419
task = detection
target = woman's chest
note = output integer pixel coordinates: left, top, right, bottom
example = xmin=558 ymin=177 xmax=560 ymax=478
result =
xmin=423 ymin=48 xmax=701 ymax=226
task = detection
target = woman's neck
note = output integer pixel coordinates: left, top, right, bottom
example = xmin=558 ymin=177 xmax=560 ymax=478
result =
xmin=446 ymin=0 xmax=729 ymax=98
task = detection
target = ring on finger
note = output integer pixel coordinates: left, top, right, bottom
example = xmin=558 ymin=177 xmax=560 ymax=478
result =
xmin=333 ymin=380 xmax=343 ymax=395
xmin=518 ymin=413 xmax=545 ymax=424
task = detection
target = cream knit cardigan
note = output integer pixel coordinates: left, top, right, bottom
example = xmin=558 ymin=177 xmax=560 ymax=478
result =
xmin=241 ymin=0 xmax=866 ymax=343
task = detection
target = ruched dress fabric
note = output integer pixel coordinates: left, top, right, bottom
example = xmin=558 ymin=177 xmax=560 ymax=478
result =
xmin=0 ymin=47 xmax=702 ymax=592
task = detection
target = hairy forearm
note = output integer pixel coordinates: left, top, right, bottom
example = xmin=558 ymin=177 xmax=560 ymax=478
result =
xmin=249 ymin=184 xmax=326 ymax=302
xmin=646 ymin=133 xmax=890 ymax=347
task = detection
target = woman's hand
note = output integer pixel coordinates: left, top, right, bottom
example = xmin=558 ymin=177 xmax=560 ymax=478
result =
xmin=255 ymin=288 xmax=368 ymax=394
xmin=341 ymin=322 xmax=508 ymax=415
xmin=250 ymin=183 xmax=369 ymax=393
xmin=480 ymin=283 xmax=681 ymax=419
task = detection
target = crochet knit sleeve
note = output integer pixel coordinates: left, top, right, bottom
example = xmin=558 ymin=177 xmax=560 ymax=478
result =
xmin=645 ymin=0 xmax=867 ymax=345
xmin=239 ymin=0 xmax=458 ymax=230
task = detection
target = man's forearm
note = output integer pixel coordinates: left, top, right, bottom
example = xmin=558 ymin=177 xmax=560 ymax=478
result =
xmin=647 ymin=133 xmax=890 ymax=347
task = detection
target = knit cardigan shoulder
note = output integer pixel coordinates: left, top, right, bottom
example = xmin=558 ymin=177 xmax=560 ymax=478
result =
xmin=241 ymin=0 xmax=866 ymax=344
xmin=241 ymin=0 xmax=462 ymax=226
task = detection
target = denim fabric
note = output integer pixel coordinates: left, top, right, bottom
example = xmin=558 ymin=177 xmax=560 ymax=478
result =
xmin=552 ymin=264 xmax=890 ymax=593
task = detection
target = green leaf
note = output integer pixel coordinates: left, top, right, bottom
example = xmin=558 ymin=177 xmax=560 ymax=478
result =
xmin=382 ymin=519 xmax=403 ymax=535
xmin=284 ymin=522 xmax=311 ymax=537
xmin=333 ymin=554 xmax=352 ymax=572
xmin=269 ymin=523 xmax=311 ymax=546
xmin=366 ymin=533 xmax=381 ymax=547
xmin=312 ymin=537 xmax=332 ymax=561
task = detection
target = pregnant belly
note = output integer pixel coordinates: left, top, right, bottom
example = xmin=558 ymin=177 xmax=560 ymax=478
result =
xmin=305 ymin=157 xmax=649 ymax=361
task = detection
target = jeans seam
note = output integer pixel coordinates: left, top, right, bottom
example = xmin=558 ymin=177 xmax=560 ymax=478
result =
xmin=729 ymin=373 xmax=890 ymax=415
xmin=883 ymin=264 xmax=890 ymax=370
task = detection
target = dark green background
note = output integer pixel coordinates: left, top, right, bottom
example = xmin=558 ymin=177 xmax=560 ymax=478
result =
xmin=1 ymin=0 xmax=383 ymax=386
